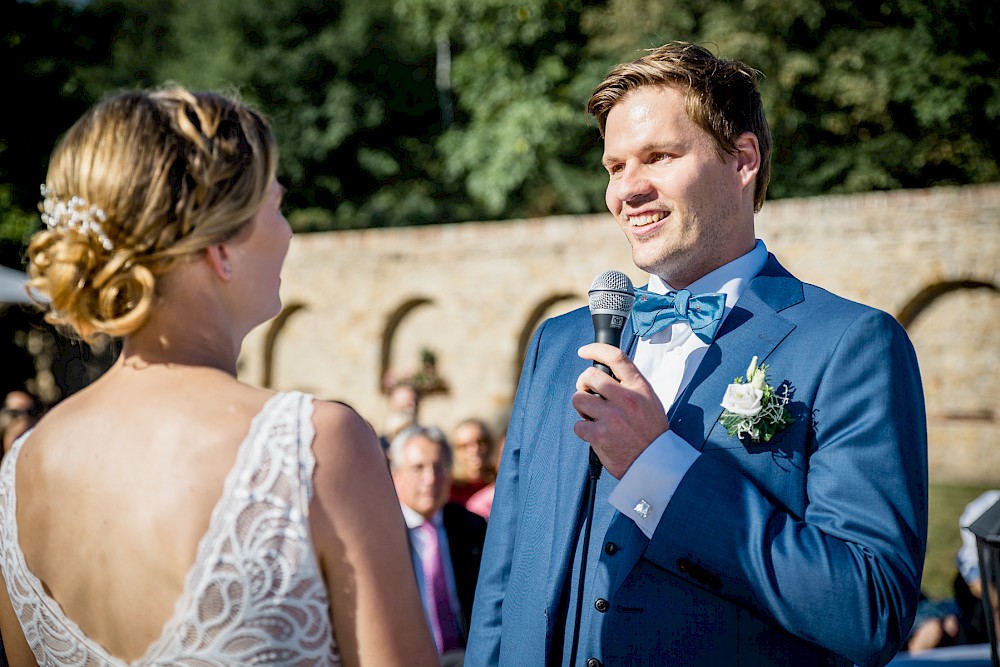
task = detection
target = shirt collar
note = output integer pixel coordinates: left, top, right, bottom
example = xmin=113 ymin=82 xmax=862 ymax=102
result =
xmin=400 ymin=502 xmax=442 ymax=529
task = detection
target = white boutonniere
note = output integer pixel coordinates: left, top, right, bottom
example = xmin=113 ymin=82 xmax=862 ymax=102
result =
xmin=719 ymin=356 xmax=794 ymax=443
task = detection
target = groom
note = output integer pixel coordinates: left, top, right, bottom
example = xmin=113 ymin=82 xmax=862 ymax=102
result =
xmin=466 ymin=42 xmax=927 ymax=667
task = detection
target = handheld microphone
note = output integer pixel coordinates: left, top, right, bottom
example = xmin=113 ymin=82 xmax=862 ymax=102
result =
xmin=588 ymin=270 xmax=636 ymax=376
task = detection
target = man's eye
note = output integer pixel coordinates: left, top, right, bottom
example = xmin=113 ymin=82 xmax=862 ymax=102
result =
xmin=652 ymin=153 xmax=667 ymax=162
xmin=609 ymin=164 xmax=624 ymax=175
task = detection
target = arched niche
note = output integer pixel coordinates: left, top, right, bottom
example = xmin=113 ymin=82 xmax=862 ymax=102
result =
xmin=897 ymin=280 xmax=998 ymax=329
xmin=902 ymin=280 xmax=999 ymax=421
xmin=380 ymin=297 xmax=435 ymax=393
xmin=514 ymin=293 xmax=583 ymax=385
xmin=262 ymin=302 xmax=307 ymax=388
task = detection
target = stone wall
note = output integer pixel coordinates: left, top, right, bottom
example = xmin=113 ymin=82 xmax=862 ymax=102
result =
xmin=239 ymin=183 xmax=1000 ymax=484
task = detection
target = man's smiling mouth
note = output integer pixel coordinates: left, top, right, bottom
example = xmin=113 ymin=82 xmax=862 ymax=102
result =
xmin=623 ymin=211 xmax=668 ymax=227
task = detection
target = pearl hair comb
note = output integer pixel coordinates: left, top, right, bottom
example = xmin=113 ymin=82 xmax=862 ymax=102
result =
xmin=39 ymin=184 xmax=114 ymax=251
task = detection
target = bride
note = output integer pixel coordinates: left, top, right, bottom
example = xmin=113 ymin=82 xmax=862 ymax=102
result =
xmin=0 ymin=86 xmax=438 ymax=666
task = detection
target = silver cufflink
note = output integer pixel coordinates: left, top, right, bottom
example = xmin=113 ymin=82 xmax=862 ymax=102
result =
xmin=633 ymin=499 xmax=652 ymax=519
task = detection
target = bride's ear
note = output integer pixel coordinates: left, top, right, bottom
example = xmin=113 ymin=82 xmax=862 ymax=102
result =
xmin=205 ymin=244 xmax=234 ymax=282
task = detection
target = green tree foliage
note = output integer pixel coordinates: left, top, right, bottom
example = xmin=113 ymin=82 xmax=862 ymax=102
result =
xmin=80 ymin=0 xmax=176 ymax=93
xmin=157 ymin=0 xmax=455 ymax=230
xmin=579 ymin=0 xmax=1000 ymax=198
xmin=0 ymin=0 xmax=116 ymax=267
xmin=1 ymin=0 xmax=997 ymax=253
xmin=394 ymin=0 xmax=610 ymax=219
xmin=0 ymin=185 xmax=40 ymax=262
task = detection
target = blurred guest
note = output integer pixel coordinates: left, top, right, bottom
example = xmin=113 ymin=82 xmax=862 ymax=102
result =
xmin=449 ymin=418 xmax=497 ymax=506
xmin=953 ymin=489 xmax=999 ymax=643
xmin=390 ymin=425 xmax=487 ymax=667
xmin=466 ymin=431 xmax=506 ymax=520
xmin=383 ymin=407 xmax=418 ymax=444
xmin=0 ymin=85 xmax=436 ymax=665
xmin=905 ymin=488 xmax=1000 ymax=653
xmin=0 ymin=391 xmax=44 ymax=456
xmin=388 ymin=380 xmax=421 ymax=416
xmin=380 ymin=380 xmax=421 ymax=460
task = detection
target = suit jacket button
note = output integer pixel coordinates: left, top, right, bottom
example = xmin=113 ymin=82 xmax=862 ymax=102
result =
xmin=604 ymin=541 xmax=618 ymax=555
xmin=586 ymin=659 xmax=603 ymax=667
xmin=594 ymin=598 xmax=610 ymax=613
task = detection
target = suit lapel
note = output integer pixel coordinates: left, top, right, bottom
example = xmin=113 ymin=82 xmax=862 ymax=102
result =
xmin=668 ymin=255 xmax=803 ymax=451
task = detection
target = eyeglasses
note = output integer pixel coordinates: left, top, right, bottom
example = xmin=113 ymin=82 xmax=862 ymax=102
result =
xmin=456 ymin=438 xmax=489 ymax=449
xmin=0 ymin=408 xmax=32 ymax=418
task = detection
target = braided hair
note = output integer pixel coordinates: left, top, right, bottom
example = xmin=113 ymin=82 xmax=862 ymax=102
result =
xmin=28 ymin=86 xmax=277 ymax=342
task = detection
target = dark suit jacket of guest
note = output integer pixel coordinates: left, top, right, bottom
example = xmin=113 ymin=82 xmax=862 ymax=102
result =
xmin=441 ymin=501 xmax=488 ymax=640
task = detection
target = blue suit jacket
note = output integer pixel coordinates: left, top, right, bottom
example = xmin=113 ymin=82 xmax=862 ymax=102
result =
xmin=466 ymin=255 xmax=928 ymax=667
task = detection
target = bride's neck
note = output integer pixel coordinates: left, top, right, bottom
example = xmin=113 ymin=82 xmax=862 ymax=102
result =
xmin=115 ymin=259 xmax=247 ymax=375
xmin=119 ymin=306 xmax=241 ymax=377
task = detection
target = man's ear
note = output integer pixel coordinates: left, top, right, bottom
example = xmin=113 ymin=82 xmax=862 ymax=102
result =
xmin=205 ymin=244 xmax=233 ymax=281
xmin=734 ymin=132 xmax=761 ymax=190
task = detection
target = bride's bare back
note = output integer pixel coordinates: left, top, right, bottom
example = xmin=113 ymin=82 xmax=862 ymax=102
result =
xmin=15 ymin=368 xmax=275 ymax=656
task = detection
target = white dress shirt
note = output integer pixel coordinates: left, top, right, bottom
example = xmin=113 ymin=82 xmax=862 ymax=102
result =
xmin=608 ymin=240 xmax=769 ymax=538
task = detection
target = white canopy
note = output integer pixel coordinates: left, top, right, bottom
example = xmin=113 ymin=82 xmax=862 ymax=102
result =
xmin=0 ymin=265 xmax=32 ymax=304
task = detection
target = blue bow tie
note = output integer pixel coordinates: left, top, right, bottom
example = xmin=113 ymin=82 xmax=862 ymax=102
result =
xmin=631 ymin=287 xmax=726 ymax=343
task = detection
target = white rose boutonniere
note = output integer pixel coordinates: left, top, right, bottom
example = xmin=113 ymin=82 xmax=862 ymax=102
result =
xmin=719 ymin=356 xmax=793 ymax=443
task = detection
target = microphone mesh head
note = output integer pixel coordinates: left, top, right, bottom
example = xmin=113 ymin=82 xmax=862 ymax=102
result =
xmin=588 ymin=270 xmax=635 ymax=315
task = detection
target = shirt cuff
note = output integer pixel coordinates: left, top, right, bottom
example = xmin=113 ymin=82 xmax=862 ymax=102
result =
xmin=608 ymin=430 xmax=700 ymax=539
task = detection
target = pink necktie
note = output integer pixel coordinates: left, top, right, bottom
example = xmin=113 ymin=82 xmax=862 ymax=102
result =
xmin=418 ymin=520 xmax=462 ymax=652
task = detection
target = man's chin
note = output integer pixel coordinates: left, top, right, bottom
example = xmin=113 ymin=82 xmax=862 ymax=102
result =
xmin=415 ymin=499 xmax=439 ymax=515
xmin=631 ymin=253 xmax=671 ymax=279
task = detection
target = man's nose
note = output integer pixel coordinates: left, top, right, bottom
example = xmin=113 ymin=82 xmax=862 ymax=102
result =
xmin=420 ymin=465 xmax=447 ymax=483
xmin=616 ymin=164 xmax=654 ymax=202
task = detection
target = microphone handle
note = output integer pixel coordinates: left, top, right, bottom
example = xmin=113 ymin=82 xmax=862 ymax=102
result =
xmin=591 ymin=312 xmax=626 ymax=376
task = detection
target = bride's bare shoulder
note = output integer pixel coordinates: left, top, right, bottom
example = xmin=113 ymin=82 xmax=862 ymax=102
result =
xmin=310 ymin=398 xmax=377 ymax=442
xmin=307 ymin=399 xmax=391 ymax=508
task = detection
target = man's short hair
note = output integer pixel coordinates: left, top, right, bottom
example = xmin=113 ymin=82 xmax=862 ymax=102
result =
xmin=587 ymin=41 xmax=772 ymax=212
xmin=388 ymin=424 xmax=453 ymax=470
xmin=454 ymin=417 xmax=495 ymax=443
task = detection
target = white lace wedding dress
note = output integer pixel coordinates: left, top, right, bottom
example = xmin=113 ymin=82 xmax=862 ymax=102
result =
xmin=0 ymin=391 xmax=341 ymax=666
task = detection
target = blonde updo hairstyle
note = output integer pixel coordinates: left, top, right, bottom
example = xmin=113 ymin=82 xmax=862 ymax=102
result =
xmin=28 ymin=85 xmax=277 ymax=342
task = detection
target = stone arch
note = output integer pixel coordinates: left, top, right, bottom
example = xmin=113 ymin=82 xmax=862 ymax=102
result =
xmin=902 ymin=278 xmax=999 ymax=481
xmin=515 ymin=293 xmax=579 ymax=384
xmin=381 ymin=297 xmax=435 ymax=393
xmin=262 ymin=302 xmax=307 ymax=388
xmin=897 ymin=280 xmax=998 ymax=329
